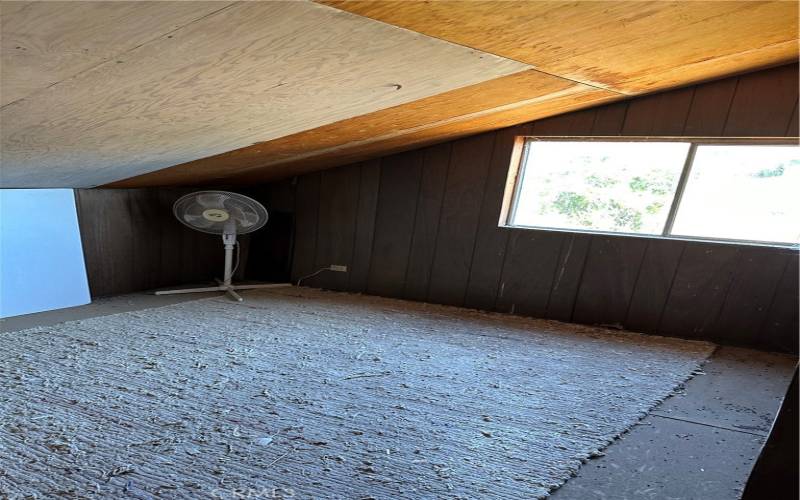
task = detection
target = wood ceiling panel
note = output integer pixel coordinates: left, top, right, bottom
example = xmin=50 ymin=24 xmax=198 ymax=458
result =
xmin=320 ymin=1 xmax=798 ymax=94
xmin=0 ymin=2 xmax=528 ymax=187
xmin=109 ymin=71 xmax=619 ymax=187
xmin=0 ymin=1 xmax=230 ymax=106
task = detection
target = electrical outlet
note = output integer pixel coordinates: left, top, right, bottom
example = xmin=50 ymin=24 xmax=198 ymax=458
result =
xmin=329 ymin=264 xmax=348 ymax=272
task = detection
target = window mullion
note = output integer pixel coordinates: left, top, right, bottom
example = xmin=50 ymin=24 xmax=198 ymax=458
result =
xmin=662 ymin=143 xmax=698 ymax=236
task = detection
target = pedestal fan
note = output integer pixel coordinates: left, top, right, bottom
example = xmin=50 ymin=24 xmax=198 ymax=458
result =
xmin=155 ymin=190 xmax=290 ymax=301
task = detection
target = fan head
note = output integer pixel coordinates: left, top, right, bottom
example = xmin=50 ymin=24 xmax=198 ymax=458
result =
xmin=173 ymin=191 xmax=268 ymax=235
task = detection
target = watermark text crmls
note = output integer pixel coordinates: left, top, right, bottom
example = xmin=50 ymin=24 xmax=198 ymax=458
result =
xmin=210 ymin=486 xmax=295 ymax=499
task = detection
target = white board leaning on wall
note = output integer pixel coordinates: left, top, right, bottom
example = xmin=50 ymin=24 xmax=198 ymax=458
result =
xmin=0 ymin=189 xmax=90 ymax=318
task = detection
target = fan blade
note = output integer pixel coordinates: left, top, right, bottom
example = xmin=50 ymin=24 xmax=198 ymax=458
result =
xmin=183 ymin=214 xmax=216 ymax=228
xmin=184 ymin=203 xmax=206 ymax=218
xmin=239 ymin=210 xmax=259 ymax=227
xmin=196 ymin=193 xmax=228 ymax=209
xmin=226 ymin=206 xmax=250 ymax=227
xmin=224 ymin=200 xmax=260 ymax=228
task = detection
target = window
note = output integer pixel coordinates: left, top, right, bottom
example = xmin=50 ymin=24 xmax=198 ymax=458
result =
xmin=504 ymin=139 xmax=799 ymax=246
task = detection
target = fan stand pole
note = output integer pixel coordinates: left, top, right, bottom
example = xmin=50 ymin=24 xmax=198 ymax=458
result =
xmin=219 ymin=233 xmax=242 ymax=301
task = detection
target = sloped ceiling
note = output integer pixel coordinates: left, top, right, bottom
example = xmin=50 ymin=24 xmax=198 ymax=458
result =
xmin=0 ymin=1 xmax=796 ymax=188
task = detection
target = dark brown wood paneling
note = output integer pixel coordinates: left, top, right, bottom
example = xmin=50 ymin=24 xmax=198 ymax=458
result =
xmin=464 ymin=124 xmax=530 ymax=310
xmin=682 ymin=77 xmax=738 ymax=136
xmin=366 ymin=150 xmax=423 ymax=297
xmin=759 ymin=254 xmax=799 ymax=353
xmin=291 ymin=173 xmax=322 ymax=284
xmin=495 ymin=230 xmax=564 ymax=316
xmin=279 ymin=64 xmax=798 ymax=353
xmin=156 ymin=189 xmax=186 ymax=288
xmin=403 ymin=143 xmax=451 ymax=301
xmin=590 ymin=101 xmax=628 ymax=135
xmin=545 ymin=233 xmax=592 ymax=322
xmin=622 ymin=87 xmax=694 ymax=136
xmin=243 ymin=182 xmax=295 ymax=283
xmin=572 ymin=236 xmax=649 ymax=327
xmin=348 ymin=160 xmax=381 ymax=292
xmin=533 ymin=105 xmax=603 ymax=137
xmin=184 ymin=218 xmax=219 ymax=285
xmin=530 ymin=112 xmax=576 ymax=135
xmin=658 ymin=243 xmax=740 ymax=339
xmin=566 ymin=108 xmax=599 ymax=133
xmin=267 ymin=178 xmax=296 ymax=213
xmin=313 ymin=165 xmax=360 ymax=290
xmin=77 ymin=187 xmax=288 ymax=297
xmin=713 ymin=247 xmax=791 ymax=346
xmin=427 ymin=133 xmax=495 ymax=306
xmin=786 ymin=100 xmax=799 ymax=137
xmin=246 ymin=212 xmax=293 ymax=283
xmin=724 ymin=64 xmax=799 ymax=136
xmin=76 ymin=189 xmax=134 ymax=297
xmin=128 ymin=189 xmax=163 ymax=291
xmin=625 ymin=239 xmax=686 ymax=333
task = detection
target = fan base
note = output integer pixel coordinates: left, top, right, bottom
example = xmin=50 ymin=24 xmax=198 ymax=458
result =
xmin=154 ymin=282 xmax=292 ymax=302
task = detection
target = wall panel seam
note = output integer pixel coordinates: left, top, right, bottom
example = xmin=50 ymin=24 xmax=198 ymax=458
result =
xmin=567 ymin=235 xmax=594 ymax=322
xmin=461 ymin=131 xmax=499 ymax=306
xmin=622 ymin=239 xmax=651 ymax=327
xmin=720 ymin=77 xmax=741 ymax=136
xmin=655 ymin=242 xmax=687 ymax=334
xmin=424 ymin=143 xmax=454 ymax=302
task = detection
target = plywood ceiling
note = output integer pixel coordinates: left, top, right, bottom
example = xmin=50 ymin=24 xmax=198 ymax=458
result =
xmin=1 ymin=1 xmax=530 ymax=187
xmin=0 ymin=2 xmax=227 ymax=107
xmin=0 ymin=1 xmax=796 ymax=188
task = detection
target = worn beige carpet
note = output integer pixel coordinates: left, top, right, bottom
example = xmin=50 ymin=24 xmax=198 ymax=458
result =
xmin=0 ymin=287 xmax=714 ymax=499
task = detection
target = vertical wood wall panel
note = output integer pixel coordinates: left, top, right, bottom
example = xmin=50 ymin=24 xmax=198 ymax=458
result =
xmin=544 ymin=233 xmax=592 ymax=322
xmin=723 ymin=64 xmax=799 ymax=136
xmin=156 ymin=189 xmax=186 ymax=288
xmin=621 ymin=87 xmax=694 ymax=136
xmin=572 ymin=236 xmax=649 ymax=327
xmin=291 ymin=173 xmax=322 ymax=284
xmin=76 ymin=189 xmax=134 ymax=297
xmin=464 ymin=124 xmax=530 ymax=311
xmin=403 ymin=144 xmax=451 ymax=301
xmin=658 ymin=243 xmax=740 ymax=339
xmin=590 ymin=101 xmax=628 ymax=135
xmin=624 ymin=239 xmax=686 ymax=333
xmin=347 ymin=160 xmax=381 ymax=293
xmin=128 ymin=189 xmax=163 ymax=292
xmin=427 ymin=133 xmax=495 ymax=306
xmin=682 ymin=78 xmax=738 ymax=136
xmin=495 ymin=231 xmax=564 ymax=317
xmin=366 ymin=150 xmax=423 ymax=297
xmin=713 ymin=247 xmax=791 ymax=346
xmin=313 ymin=165 xmax=360 ymax=290
xmin=759 ymin=255 xmax=799 ymax=353
xmin=786 ymin=102 xmax=799 ymax=136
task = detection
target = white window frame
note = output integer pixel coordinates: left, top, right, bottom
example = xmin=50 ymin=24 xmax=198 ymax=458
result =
xmin=500 ymin=136 xmax=800 ymax=248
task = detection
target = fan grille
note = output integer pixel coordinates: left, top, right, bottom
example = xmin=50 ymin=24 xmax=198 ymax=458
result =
xmin=173 ymin=191 xmax=268 ymax=235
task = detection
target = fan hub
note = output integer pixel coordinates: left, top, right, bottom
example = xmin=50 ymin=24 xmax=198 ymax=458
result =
xmin=202 ymin=208 xmax=230 ymax=222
